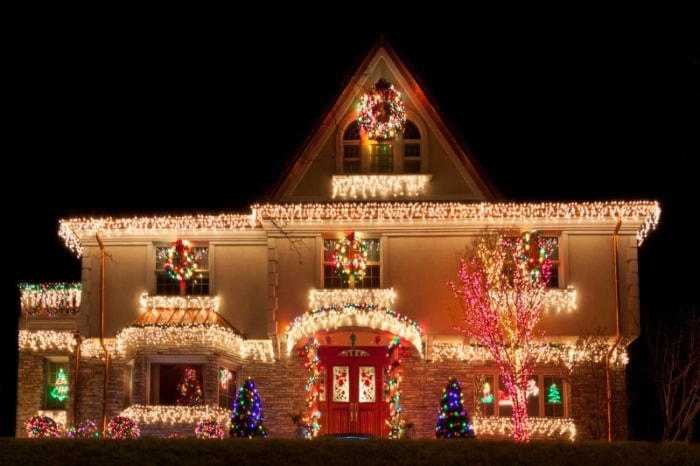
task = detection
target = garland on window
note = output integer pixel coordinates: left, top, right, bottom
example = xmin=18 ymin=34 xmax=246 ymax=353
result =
xmin=357 ymin=78 xmax=406 ymax=139
xmin=333 ymin=232 xmax=367 ymax=281
xmin=165 ymin=239 xmax=199 ymax=293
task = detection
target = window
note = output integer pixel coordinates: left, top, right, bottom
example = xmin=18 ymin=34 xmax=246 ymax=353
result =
xmin=43 ymin=359 xmax=68 ymax=410
xmin=155 ymin=244 xmax=209 ymax=295
xmin=504 ymin=231 xmax=560 ymax=288
xmin=323 ymin=236 xmax=380 ymax=289
xmin=341 ymin=119 xmax=423 ymax=175
xmin=150 ymin=364 xmax=204 ymax=405
xmin=475 ymin=373 xmax=565 ymax=418
xmin=369 ymin=142 xmax=393 ymax=173
xmin=342 ymin=122 xmax=361 ymax=174
xmin=218 ymin=367 xmax=237 ymax=409
xmin=403 ymin=120 xmax=421 ymax=173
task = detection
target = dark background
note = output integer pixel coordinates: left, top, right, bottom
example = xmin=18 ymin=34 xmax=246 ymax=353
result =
xmin=3 ymin=6 xmax=697 ymax=438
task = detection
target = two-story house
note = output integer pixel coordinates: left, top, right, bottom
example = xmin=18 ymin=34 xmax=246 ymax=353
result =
xmin=16 ymin=36 xmax=660 ymax=440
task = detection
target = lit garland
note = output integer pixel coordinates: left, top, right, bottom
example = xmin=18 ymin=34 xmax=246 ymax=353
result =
xmin=429 ymin=342 xmax=629 ymax=371
xmin=333 ymin=232 xmax=367 ymax=281
xmin=121 ymin=405 xmax=231 ymax=429
xmin=140 ymin=294 xmax=219 ymax=312
xmin=286 ymin=303 xmax=423 ymax=356
xmin=301 ymin=338 xmax=322 ymax=439
xmin=357 ymin=78 xmax=406 ymax=139
xmin=105 ymin=416 xmax=140 ymax=439
xmin=194 ymin=418 xmax=224 ymax=439
xmin=58 ymin=200 xmax=660 ymax=257
xmin=470 ymin=416 xmax=576 ymax=442
xmin=309 ymin=288 xmax=396 ymax=309
xmin=384 ymin=337 xmax=405 ymax=439
xmin=19 ymin=282 xmax=82 ymax=317
xmin=18 ymin=330 xmax=78 ymax=352
xmin=332 ymin=175 xmax=431 ymax=199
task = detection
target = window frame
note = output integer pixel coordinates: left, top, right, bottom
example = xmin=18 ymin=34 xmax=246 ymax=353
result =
xmin=474 ymin=371 xmax=567 ymax=418
xmin=322 ymin=234 xmax=381 ymax=289
xmin=155 ymin=243 xmax=210 ymax=296
xmin=42 ymin=357 xmax=69 ymax=410
xmin=146 ymin=355 xmax=207 ymax=406
xmin=504 ymin=231 xmax=561 ymax=289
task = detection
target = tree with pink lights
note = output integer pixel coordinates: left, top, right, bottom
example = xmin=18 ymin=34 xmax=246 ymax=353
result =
xmin=448 ymin=231 xmax=552 ymax=443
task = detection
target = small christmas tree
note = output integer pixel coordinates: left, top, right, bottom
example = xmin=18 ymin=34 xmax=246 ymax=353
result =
xmin=230 ymin=377 xmax=267 ymax=438
xmin=547 ymin=383 xmax=562 ymax=403
xmin=177 ymin=367 xmax=204 ymax=406
xmin=435 ymin=376 xmax=476 ymax=439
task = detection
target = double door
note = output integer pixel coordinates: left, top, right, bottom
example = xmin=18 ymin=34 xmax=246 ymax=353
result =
xmin=319 ymin=346 xmax=387 ymax=437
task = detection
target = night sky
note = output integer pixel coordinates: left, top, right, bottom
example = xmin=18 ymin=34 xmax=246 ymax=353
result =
xmin=3 ymin=7 xmax=697 ymax=437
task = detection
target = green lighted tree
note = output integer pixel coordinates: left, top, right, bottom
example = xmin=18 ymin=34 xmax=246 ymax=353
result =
xmin=547 ymin=383 xmax=562 ymax=403
xmin=230 ymin=377 xmax=267 ymax=438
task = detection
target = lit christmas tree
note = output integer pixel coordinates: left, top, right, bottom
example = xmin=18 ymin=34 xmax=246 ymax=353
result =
xmin=230 ymin=377 xmax=267 ymax=438
xmin=547 ymin=383 xmax=562 ymax=403
xmin=176 ymin=367 xmax=204 ymax=406
xmin=435 ymin=376 xmax=476 ymax=439
xmin=50 ymin=367 xmax=69 ymax=402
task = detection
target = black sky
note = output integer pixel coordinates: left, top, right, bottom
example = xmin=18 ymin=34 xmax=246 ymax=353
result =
xmin=3 ymin=7 xmax=697 ymax=437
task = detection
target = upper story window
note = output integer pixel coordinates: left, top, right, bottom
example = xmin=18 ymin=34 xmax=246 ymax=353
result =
xmin=343 ymin=122 xmax=361 ymax=174
xmin=323 ymin=234 xmax=380 ymax=289
xmin=504 ymin=231 xmax=560 ymax=288
xmin=155 ymin=242 xmax=209 ymax=296
xmin=341 ymin=119 xmax=422 ymax=175
xmin=475 ymin=373 xmax=566 ymax=418
xmin=403 ymin=120 xmax=421 ymax=173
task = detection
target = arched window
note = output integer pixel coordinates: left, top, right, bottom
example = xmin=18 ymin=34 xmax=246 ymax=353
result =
xmin=403 ymin=120 xmax=421 ymax=173
xmin=342 ymin=121 xmax=361 ymax=174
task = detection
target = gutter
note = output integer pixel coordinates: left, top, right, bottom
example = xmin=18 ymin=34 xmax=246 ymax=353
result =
xmin=72 ymin=332 xmax=81 ymax=429
xmin=605 ymin=217 xmax=622 ymax=442
xmin=96 ymin=234 xmax=110 ymax=435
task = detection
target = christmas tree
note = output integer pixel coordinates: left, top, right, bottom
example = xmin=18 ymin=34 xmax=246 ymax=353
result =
xmin=547 ymin=383 xmax=562 ymax=403
xmin=435 ymin=376 xmax=476 ymax=439
xmin=230 ymin=377 xmax=267 ymax=438
xmin=176 ymin=367 xmax=204 ymax=406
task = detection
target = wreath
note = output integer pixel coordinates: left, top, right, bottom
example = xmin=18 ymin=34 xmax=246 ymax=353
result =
xmin=165 ymin=239 xmax=198 ymax=282
xmin=357 ymin=78 xmax=406 ymax=139
xmin=333 ymin=232 xmax=367 ymax=278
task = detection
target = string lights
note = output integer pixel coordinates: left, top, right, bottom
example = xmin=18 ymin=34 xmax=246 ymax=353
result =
xmin=57 ymin=200 xmax=660 ymax=258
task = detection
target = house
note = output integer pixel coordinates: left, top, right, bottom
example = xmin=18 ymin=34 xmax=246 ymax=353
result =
xmin=15 ymin=36 xmax=660 ymax=441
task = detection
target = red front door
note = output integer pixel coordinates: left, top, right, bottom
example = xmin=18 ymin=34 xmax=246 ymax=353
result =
xmin=319 ymin=346 xmax=387 ymax=437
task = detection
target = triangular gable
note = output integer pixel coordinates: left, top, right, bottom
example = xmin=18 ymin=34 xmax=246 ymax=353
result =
xmin=269 ymin=35 xmax=504 ymax=204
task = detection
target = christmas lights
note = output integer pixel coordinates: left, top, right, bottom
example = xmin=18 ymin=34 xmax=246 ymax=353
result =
xmin=357 ymin=78 xmax=406 ymax=139
xmin=58 ymin=200 xmax=660 ymax=258
xmin=332 ymin=175 xmax=431 ymax=198
xmin=19 ymin=282 xmax=82 ymax=316
xmin=120 ymin=405 xmax=230 ymax=428
xmin=470 ymin=416 xmax=576 ymax=441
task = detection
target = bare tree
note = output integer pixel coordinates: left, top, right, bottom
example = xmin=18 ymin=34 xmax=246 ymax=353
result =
xmin=448 ymin=231 xmax=552 ymax=443
xmin=645 ymin=305 xmax=700 ymax=441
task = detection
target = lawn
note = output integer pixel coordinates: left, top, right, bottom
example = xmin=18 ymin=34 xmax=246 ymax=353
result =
xmin=1 ymin=437 xmax=699 ymax=466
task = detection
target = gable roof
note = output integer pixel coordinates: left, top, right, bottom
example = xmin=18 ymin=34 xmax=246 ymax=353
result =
xmin=267 ymin=35 xmax=504 ymax=204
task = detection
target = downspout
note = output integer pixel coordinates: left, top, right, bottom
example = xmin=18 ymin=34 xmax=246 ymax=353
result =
xmin=605 ymin=217 xmax=622 ymax=442
xmin=73 ymin=332 xmax=81 ymax=428
xmin=96 ymin=234 xmax=110 ymax=434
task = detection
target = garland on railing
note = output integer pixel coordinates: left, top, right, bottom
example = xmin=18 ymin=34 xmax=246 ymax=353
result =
xmin=384 ymin=337 xmax=407 ymax=439
xmin=301 ymin=338 xmax=322 ymax=439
